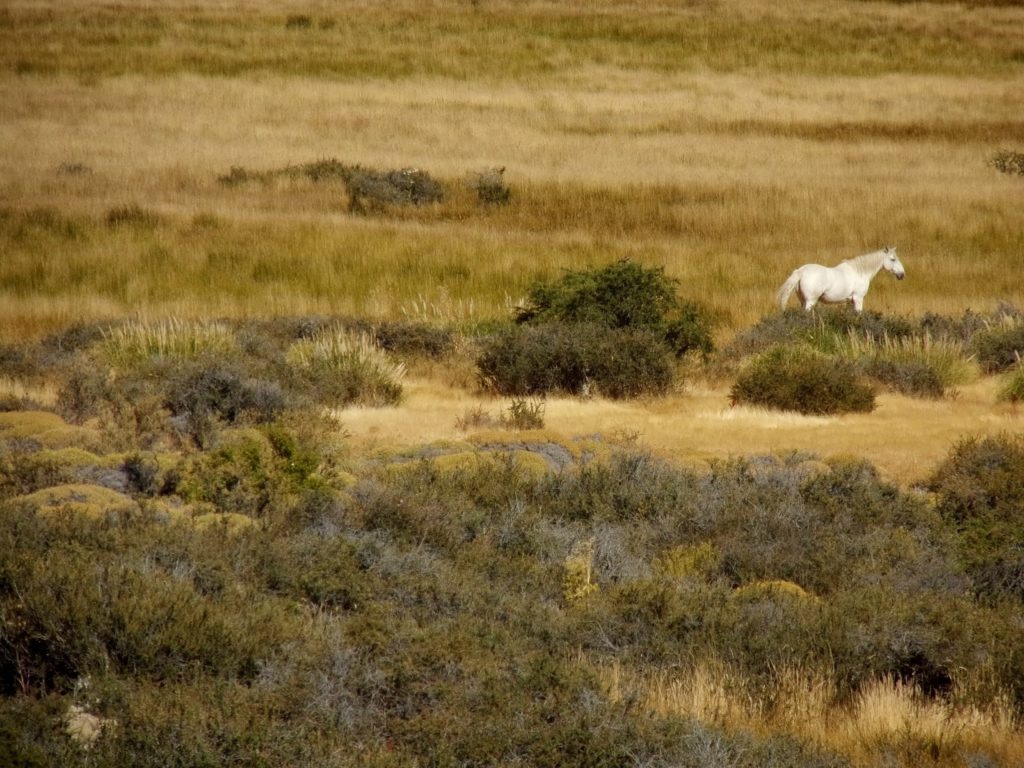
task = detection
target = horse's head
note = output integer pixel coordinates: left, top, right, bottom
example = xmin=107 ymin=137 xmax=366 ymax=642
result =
xmin=883 ymin=246 xmax=905 ymax=280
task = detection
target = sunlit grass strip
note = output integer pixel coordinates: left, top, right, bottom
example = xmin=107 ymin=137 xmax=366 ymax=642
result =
xmin=286 ymin=328 xmax=406 ymax=407
xmin=100 ymin=318 xmax=235 ymax=369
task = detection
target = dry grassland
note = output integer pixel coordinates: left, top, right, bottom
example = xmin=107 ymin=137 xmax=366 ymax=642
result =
xmin=3 ymin=3 xmax=1024 ymax=764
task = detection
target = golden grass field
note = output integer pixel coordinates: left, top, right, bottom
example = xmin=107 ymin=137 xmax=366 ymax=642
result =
xmin=2 ymin=0 xmax=1023 ymax=482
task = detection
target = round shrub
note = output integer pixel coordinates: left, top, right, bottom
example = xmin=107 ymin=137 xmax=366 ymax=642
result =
xmin=476 ymin=322 xmax=673 ymax=398
xmin=515 ymin=259 xmax=714 ymax=358
xmin=730 ymin=345 xmax=875 ymax=415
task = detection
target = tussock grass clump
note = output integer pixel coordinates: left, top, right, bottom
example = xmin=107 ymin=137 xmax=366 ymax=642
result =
xmin=99 ymin=319 xmax=236 ymax=369
xmin=730 ymin=345 xmax=876 ymax=415
xmin=842 ymin=332 xmax=977 ymax=398
xmin=286 ymin=328 xmax=405 ymax=407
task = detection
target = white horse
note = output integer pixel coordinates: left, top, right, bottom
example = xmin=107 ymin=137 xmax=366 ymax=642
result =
xmin=776 ymin=247 xmax=905 ymax=313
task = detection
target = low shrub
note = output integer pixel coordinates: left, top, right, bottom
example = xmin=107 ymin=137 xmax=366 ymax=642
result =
xmin=500 ymin=397 xmax=546 ymax=430
xmin=859 ymin=357 xmax=945 ymax=398
xmin=353 ymin=319 xmax=455 ymax=359
xmin=284 ymin=13 xmax=312 ymax=29
xmin=217 ymin=159 xmax=446 ymax=211
xmin=929 ymin=434 xmax=1024 ymax=526
xmin=997 ymin=364 xmax=1024 ymax=404
xmin=469 ymin=166 xmax=511 ymax=205
xmin=165 ymin=360 xmax=287 ymax=446
xmin=730 ymin=345 xmax=876 ymax=415
xmin=727 ymin=308 xmax=915 ymax=360
xmin=345 ymin=165 xmax=445 ymax=211
xmin=176 ymin=426 xmax=321 ymax=520
xmin=476 ymin=322 xmax=674 ymax=398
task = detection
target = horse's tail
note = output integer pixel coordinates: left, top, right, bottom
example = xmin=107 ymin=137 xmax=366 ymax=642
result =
xmin=776 ymin=268 xmax=801 ymax=310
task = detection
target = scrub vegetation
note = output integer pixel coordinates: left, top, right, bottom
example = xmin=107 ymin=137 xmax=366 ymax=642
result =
xmin=3 ymin=0 xmax=1024 ymax=765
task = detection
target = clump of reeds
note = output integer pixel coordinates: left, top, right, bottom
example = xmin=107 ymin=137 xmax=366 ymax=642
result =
xmin=286 ymin=327 xmax=405 ymax=406
xmin=99 ymin=318 xmax=235 ymax=369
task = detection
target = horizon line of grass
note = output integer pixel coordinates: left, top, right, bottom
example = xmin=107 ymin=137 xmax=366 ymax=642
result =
xmin=4 ymin=2 xmax=1024 ymax=81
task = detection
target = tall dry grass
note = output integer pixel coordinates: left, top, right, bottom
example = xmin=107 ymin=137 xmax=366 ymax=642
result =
xmin=600 ymin=658 xmax=1024 ymax=768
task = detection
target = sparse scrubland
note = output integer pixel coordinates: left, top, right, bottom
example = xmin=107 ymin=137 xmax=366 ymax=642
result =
xmin=2 ymin=1 xmax=1024 ymax=766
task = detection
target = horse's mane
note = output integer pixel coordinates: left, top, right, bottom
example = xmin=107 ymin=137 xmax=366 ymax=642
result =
xmin=842 ymin=249 xmax=887 ymax=276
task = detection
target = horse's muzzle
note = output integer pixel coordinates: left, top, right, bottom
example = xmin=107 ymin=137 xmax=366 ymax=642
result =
xmin=895 ymin=273 xmax=905 ymax=280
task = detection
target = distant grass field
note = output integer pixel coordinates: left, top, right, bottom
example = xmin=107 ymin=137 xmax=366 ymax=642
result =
xmin=1 ymin=0 xmax=1023 ymax=341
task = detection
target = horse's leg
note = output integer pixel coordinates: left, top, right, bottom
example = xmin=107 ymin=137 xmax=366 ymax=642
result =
xmin=851 ymin=294 xmax=863 ymax=313
xmin=797 ymin=285 xmax=814 ymax=311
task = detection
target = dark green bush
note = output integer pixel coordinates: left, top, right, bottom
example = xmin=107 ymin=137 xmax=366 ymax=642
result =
xmin=516 ymin=259 xmax=715 ymax=358
xmin=476 ymin=322 xmax=674 ymax=398
xmin=730 ymin=344 xmax=876 ymax=415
